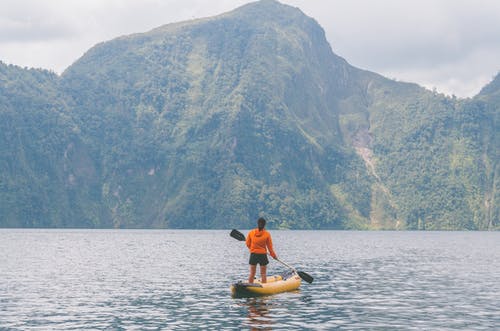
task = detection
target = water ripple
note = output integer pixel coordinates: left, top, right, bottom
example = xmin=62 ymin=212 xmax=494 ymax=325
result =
xmin=0 ymin=230 xmax=499 ymax=330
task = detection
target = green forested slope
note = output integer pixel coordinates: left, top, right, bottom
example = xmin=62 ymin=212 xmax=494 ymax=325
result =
xmin=475 ymin=74 xmax=500 ymax=229
xmin=0 ymin=64 xmax=108 ymax=227
xmin=0 ymin=0 xmax=497 ymax=229
xmin=335 ymin=69 xmax=499 ymax=229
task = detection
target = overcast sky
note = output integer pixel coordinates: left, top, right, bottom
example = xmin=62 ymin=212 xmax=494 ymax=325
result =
xmin=1 ymin=0 xmax=499 ymax=97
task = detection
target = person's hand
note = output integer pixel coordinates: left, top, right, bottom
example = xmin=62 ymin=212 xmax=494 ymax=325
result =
xmin=271 ymin=253 xmax=277 ymax=259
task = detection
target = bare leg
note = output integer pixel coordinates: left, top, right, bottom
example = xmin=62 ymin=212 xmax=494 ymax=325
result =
xmin=248 ymin=264 xmax=257 ymax=283
xmin=260 ymin=265 xmax=267 ymax=283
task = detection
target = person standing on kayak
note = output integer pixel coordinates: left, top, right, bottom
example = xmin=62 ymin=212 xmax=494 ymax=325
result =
xmin=246 ymin=217 xmax=277 ymax=283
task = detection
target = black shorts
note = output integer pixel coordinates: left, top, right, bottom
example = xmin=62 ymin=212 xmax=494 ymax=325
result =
xmin=249 ymin=253 xmax=269 ymax=266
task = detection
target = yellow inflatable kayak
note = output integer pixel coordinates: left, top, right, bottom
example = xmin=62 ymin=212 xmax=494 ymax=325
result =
xmin=231 ymin=271 xmax=301 ymax=297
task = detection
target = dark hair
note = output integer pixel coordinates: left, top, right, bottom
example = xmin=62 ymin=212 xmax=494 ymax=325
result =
xmin=257 ymin=217 xmax=266 ymax=230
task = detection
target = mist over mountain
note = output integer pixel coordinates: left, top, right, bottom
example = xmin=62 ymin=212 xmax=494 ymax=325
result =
xmin=0 ymin=0 xmax=498 ymax=229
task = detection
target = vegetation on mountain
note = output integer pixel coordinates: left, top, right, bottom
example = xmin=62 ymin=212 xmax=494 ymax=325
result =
xmin=0 ymin=0 xmax=498 ymax=229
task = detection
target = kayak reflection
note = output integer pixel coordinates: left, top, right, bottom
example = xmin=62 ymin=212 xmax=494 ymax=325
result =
xmin=244 ymin=297 xmax=273 ymax=331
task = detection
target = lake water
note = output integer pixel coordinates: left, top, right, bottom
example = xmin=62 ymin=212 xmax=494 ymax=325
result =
xmin=0 ymin=230 xmax=499 ymax=330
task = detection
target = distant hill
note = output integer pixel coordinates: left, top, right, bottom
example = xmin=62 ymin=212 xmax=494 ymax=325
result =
xmin=0 ymin=0 xmax=498 ymax=229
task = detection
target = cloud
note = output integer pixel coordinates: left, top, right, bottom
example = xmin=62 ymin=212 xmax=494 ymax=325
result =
xmin=384 ymin=46 xmax=500 ymax=97
xmin=291 ymin=0 xmax=499 ymax=67
xmin=286 ymin=0 xmax=500 ymax=96
xmin=0 ymin=1 xmax=77 ymax=43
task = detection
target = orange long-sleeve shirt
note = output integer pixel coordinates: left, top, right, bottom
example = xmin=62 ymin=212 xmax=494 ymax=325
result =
xmin=246 ymin=228 xmax=277 ymax=258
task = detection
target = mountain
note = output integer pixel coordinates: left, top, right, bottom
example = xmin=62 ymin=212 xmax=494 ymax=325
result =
xmin=0 ymin=0 xmax=498 ymax=229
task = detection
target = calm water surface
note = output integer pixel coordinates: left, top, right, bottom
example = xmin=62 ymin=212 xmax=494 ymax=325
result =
xmin=0 ymin=230 xmax=499 ymax=330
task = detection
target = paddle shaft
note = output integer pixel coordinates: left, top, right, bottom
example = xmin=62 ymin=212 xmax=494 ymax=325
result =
xmin=274 ymin=257 xmax=295 ymax=271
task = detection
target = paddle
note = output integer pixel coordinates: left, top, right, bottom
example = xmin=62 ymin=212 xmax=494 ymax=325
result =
xmin=274 ymin=257 xmax=314 ymax=284
xmin=229 ymin=229 xmax=314 ymax=284
xmin=230 ymin=229 xmax=246 ymax=241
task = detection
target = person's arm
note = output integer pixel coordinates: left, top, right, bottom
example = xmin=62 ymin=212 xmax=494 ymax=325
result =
xmin=267 ymin=234 xmax=277 ymax=259
xmin=246 ymin=230 xmax=252 ymax=250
